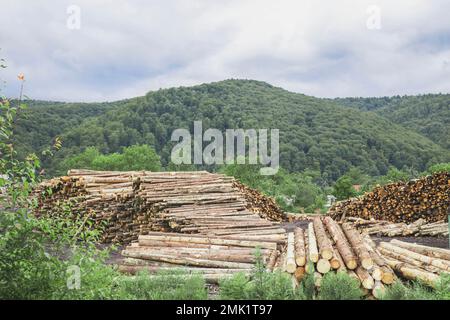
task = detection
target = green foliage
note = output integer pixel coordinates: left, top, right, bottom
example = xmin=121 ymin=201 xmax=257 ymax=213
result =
xmin=332 ymin=175 xmax=357 ymax=200
xmin=116 ymin=270 xmax=207 ymax=300
xmin=220 ymin=163 xmax=326 ymax=212
xmin=317 ymin=272 xmax=363 ymax=300
xmin=426 ymin=162 xmax=450 ymax=174
xmin=381 ymin=281 xmax=435 ymax=300
xmin=220 ymin=256 xmax=364 ymax=300
xmin=334 ymin=94 xmax=450 ymax=149
xmin=12 ymin=80 xmax=450 ymax=179
xmin=219 ymin=250 xmax=304 ymax=300
xmin=60 ymin=144 xmax=161 ymax=172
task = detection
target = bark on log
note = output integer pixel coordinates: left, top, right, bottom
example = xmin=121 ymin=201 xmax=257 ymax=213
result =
xmin=294 ymin=227 xmax=306 ymax=267
xmin=390 ymin=239 xmax=450 ymax=261
xmin=313 ymin=217 xmax=333 ymax=260
xmin=323 ymin=217 xmax=357 ymax=269
xmin=342 ymin=222 xmax=373 ymax=270
xmin=308 ymin=223 xmax=319 ymax=263
xmin=285 ymin=232 xmax=297 ymax=273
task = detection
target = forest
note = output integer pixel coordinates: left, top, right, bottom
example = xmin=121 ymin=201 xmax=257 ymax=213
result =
xmin=9 ymin=79 xmax=450 ymax=212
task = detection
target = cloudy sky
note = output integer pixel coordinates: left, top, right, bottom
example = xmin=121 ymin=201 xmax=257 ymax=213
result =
xmin=0 ymin=0 xmax=449 ymax=101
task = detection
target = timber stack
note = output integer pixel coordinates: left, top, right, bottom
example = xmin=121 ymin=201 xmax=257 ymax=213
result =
xmin=33 ymin=169 xmax=286 ymax=244
xmin=329 ymin=172 xmax=450 ymax=224
xmin=344 ymin=217 xmax=449 ymax=237
xmin=118 ymin=231 xmax=280 ymax=283
xmin=275 ymin=216 xmax=396 ymax=298
xmin=375 ymin=239 xmax=450 ymax=287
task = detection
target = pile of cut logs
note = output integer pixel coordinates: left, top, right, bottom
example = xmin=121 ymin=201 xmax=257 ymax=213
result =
xmin=272 ymin=217 xmax=396 ymax=298
xmin=329 ymin=172 xmax=450 ymax=224
xmin=376 ymin=239 xmax=450 ymax=287
xmin=344 ymin=217 xmax=449 ymax=237
xmin=118 ymin=231 xmax=283 ymax=283
xmin=33 ymin=170 xmax=286 ymax=244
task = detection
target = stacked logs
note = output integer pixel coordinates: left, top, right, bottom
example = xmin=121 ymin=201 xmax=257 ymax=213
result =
xmin=344 ymin=217 xmax=449 ymax=237
xmin=33 ymin=170 xmax=143 ymax=243
xmin=233 ymin=181 xmax=285 ymax=221
xmin=329 ymin=172 xmax=450 ymax=224
xmin=118 ymin=232 xmax=280 ymax=283
xmin=274 ymin=216 xmax=396 ymax=298
xmin=376 ymin=239 xmax=450 ymax=287
xmin=33 ymin=170 xmax=286 ymax=244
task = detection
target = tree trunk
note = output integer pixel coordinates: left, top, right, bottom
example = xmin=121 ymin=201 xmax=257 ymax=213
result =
xmin=313 ymin=217 xmax=333 ymax=260
xmin=323 ymin=217 xmax=357 ymax=269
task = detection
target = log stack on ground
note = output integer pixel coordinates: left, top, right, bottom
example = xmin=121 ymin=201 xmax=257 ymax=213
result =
xmin=376 ymin=239 xmax=450 ymax=287
xmin=118 ymin=232 xmax=278 ymax=283
xmin=275 ymin=216 xmax=396 ymax=298
xmin=344 ymin=217 xmax=449 ymax=237
xmin=33 ymin=170 xmax=286 ymax=244
xmin=329 ymin=172 xmax=450 ymax=224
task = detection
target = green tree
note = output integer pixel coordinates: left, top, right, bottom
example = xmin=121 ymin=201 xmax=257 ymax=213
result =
xmin=332 ymin=175 xmax=357 ymax=200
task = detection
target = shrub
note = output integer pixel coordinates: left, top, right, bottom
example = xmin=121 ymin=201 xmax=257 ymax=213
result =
xmin=317 ymin=272 xmax=363 ymax=300
xmin=381 ymin=280 xmax=435 ymax=300
xmin=219 ymin=251 xmax=305 ymax=300
xmin=116 ymin=270 xmax=207 ymax=300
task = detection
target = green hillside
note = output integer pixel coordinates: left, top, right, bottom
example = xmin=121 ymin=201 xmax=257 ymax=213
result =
xmin=333 ymin=94 xmax=450 ymax=149
xmin=13 ymin=80 xmax=450 ymax=179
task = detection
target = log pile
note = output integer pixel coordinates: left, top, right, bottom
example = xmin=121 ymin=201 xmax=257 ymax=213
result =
xmin=233 ymin=181 xmax=285 ymax=221
xmin=276 ymin=216 xmax=396 ymax=298
xmin=376 ymin=239 xmax=450 ymax=287
xmin=344 ymin=217 xmax=449 ymax=237
xmin=33 ymin=170 xmax=285 ymax=244
xmin=118 ymin=232 xmax=279 ymax=283
xmin=329 ymin=172 xmax=450 ymax=224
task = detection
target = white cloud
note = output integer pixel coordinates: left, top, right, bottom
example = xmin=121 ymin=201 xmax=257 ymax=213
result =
xmin=0 ymin=0 xmax=449 ymax=101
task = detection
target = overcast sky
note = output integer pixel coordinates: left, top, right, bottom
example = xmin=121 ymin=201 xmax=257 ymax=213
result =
xmin=0 ymin=0 xmax=449 ymax=101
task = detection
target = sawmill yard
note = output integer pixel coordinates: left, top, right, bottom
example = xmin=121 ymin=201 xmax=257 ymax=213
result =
xmin=26 ymin=169 xmax=450 ymax=300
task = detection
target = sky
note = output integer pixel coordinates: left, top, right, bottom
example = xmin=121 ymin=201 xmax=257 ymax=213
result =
xmin=0 ymin=0 xmax=449 ymax=102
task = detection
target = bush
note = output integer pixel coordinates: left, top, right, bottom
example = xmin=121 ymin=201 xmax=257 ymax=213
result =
xmin=381 ymin=281 xmax=435 ymax=300
xmin=219 ymin=251 xmax=304 ymax=300
xmin=317 ymin=272 xmax=363 ymax=300
xmin=116 ymin=270 xmax=207 ymax=300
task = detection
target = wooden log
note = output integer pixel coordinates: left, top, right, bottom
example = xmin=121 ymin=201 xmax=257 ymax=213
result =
xmin=294 ymin=266 xmax=306 ymax=282
xmin=138 ymin=234 xmax=277 ymax=250
xmin=308 ymin=222 xmax=319 ymax=263
xmin=316 ymin=258 xmax=331 ymax=274
xmin=379 ymin=242 xmax=450 ymax=272
xmin=383 ymin=257 xmax=439 ymax=287
xmin=294 ymin=227 xmax=306 ymax=266
xmin=332 ymin=247 xmax=346 ymax=272
xmin=390 ymin=239 xmax=450 ymax=261
xmin=378 ymin=246 xmax=441 ymax=274
xmin=342 ymin=223 xmax=373 ymax=270
xmin=372 ymin=281 xmax=386 ymax=299
xmin=323 ymin=217 xmax=357 ymax=269
xmin=285 ymin=232 xmax=297 ymax=273
xmin=266 ymin=249 xmax=279 ymax=272
xmin=313 ymin=217 xmax=333 ymax=260
xmin=356 ymin=266 xmax=374 ymax=289
xmin=121 ymin=250 xmax=254 ymax=269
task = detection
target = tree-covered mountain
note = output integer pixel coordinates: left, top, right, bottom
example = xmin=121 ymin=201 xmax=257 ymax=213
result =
xmin=333 ymin=94 xmax=450 ymax=149
xmin=13 ymin=80 xmax=450 ymax=179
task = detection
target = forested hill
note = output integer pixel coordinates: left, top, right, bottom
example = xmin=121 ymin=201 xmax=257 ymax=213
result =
xmin=333 ymin=94 xmax=450 ymax=149
xmin=13 ymin=79 xmax=450 ymax=179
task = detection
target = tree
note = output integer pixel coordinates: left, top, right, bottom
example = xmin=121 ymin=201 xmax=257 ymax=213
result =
xmin=61 ymin=144 xmax=161 ymax=172
xmin=333 ymin=175 xmax=357 ymax=200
